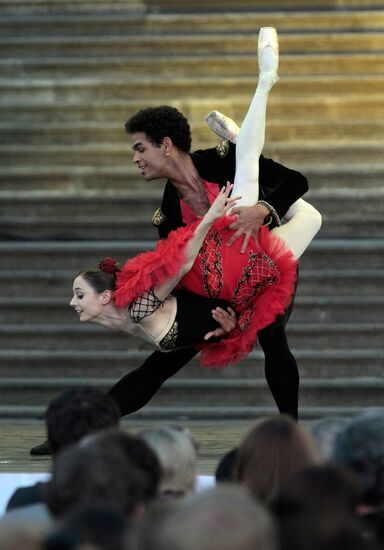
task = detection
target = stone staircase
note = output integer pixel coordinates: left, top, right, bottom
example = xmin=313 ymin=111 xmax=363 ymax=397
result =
xmin=0 ymin=0 xmax=383 ymax=420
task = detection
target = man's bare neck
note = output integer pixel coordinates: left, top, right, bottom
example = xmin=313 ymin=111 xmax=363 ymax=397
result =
xmin=168 ymin=155 xmax=210 ymax=216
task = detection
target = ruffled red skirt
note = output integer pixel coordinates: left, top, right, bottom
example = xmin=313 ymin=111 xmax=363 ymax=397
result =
xmin=114 ymin=216 xmax=297 ymax=368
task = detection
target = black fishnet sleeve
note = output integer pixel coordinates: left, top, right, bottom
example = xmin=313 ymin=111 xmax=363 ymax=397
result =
xmin=128 ymin=288 xmax=163 ymax=323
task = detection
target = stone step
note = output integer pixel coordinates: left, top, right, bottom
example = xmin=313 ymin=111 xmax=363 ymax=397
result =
xmin=0 ymin=190 xmax=160 ymax=217
xmin=317 ymin=217 xmax=384 ymax=239
xmin=1 ymin=94 xmax=382 ymax=124
xmin=1 ymin=142 xmax=383 ymax=167
xmin=298 ymin=269 xmax=384 ymax=297
xmin=1 ymin=32 xmax=384 ymax=58
xmin=302 ymin=166 xmax=384 ymax=192
xmin=1 ymin=193 xmax=383 ymax=240
xmin=2 ymin=213 xmax=383 ymax=240
xmin=0 ymin=216 xmax=159 ymax=241
xmin=2 ymin=52 xmax=383 ymax=78
xmin=310 ymin=192 xmax=384 ymax=238
xmin=0 ymin=164 xmax=382 ymax=193
xmin=0 ymin=166 xmax=150 ymax=193
xmin=0 ymin=295 xmax=380 ymax=324
xmin=0 ymin=322 xmax=382 ymax=350
xmin=3 ymin=117 xmax=384 ymax=145
xmin=0 ymin=376 xmax=383 ymax=410
xmin=0 ymin=188 xmax=381 ymax=221
xmin=1 ymin=0 xmax=384 ymax=15
xmin=2 ymin=10 xmax=384 ymax=36
xmin=1 ymin=75 xmax=383 ymax=104
xmin=308 ymin=189 xmax=384 ymax=215
xmin=299 ymin=239 xmax=384 ymax=270
xmin=0 ymin=348 xmax=382 ymax=381
xmin=0 ymin=239 xmax=382 ymax=270
xmin=0 ymin=268 xmax=380 ymax=298
xmin=289 ymin=296 xmax=384 ymax=323
xmin=0 ymin=403 xmax=376 ymax=422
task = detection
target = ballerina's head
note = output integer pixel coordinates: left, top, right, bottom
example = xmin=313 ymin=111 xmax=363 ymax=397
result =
xmin=70 ymin=258 xmax=121 ymax=323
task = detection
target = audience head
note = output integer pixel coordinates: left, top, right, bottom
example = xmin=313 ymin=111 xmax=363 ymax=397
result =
xmin=86 ymin=429 xmax=161 ymax=505
xmin=235 ymin=415 xmax=319 ymax=504
xmin=215 ymin=447 xmax=239 ymax=483
xmin=139 ymin=426 xmax=197 ymax=498
xmin=131 ymin=484 xmax=277 ymax=550
xmin=332 ymin=410 xmax=384 ymax=506
xmin=272 ymin=464 xmax=373 ymax=550
xmin=44 ymin=503 xmax=127 ymax=550
xmin=0 ymin=518 xmax=46 ymax=550
xmin=272 ymin=463 xmax=363 ymax=520
xmin=45 ymin=429 xmax=160 ymax=519
xmin=45 ymin=386 xmax=120 ymax=456
xmin=276 ymin=511 xmax=374 ymax=550
xmin=125 ymin=106 xmax=192 ymax=153
xmin=309 ymin=416 xmax=349 ymax=461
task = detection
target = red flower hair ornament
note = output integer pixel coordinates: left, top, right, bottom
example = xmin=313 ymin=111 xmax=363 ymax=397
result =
xmin=99 ymin=257 xmax=120 ymax=274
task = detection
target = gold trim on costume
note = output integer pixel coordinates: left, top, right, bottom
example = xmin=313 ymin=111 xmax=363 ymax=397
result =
xmin=152 ymin=208 xmax=165 ymax=226
xmin=216 ymin=139 xmax=229 ymax=158
xmin=159 ymin=320 xmax=178 ymax=350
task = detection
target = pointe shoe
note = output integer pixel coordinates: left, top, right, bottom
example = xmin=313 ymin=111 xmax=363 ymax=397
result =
xmin=258 ymin=27 xmax=279 ymax=75
xmin=204 ymin=111 xmax=240 ymax=143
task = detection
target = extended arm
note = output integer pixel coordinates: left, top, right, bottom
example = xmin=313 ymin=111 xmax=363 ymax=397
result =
xmin=152 ymin=183 xmax=239 ymax=301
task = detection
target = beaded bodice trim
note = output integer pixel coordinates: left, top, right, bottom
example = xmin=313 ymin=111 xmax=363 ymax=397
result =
xmin=159 ymin=320 xmax=179 ymax=350
xmin=198 ymin=227 xmax=280 ymax=307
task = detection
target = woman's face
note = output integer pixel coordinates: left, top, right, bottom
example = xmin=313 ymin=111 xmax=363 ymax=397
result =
xmin=70 ymin=275 xmax=106 ymax=323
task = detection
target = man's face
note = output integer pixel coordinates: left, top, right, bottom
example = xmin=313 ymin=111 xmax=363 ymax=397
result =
xmin=131 ymin=132 xmax=168 ymax=181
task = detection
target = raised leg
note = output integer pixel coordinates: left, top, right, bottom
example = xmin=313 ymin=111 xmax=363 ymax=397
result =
xmin=272 ymin=199 xmax=322 ymax=259
xmin=231 ymin=27 xmax=279 ymax=207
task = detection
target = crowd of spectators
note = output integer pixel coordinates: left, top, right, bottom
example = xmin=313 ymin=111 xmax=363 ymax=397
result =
xmin=1 ymin=386 xmax=384 ymax=550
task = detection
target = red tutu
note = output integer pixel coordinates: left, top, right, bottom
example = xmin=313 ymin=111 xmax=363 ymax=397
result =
xmin=114 ymin=216 xmax=297 ymax=368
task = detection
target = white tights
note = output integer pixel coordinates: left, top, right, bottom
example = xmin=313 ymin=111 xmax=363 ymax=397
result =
xmin=231 ymin=77 xmax=321 ymax=259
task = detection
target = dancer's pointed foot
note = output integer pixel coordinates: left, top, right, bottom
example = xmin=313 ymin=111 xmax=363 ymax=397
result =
xmin=258 ymin=27 xmax=279 ymax=73
xmin=257 ymin=27 xmax=279 ymax=91
xmin=204 ymin=111 xmax=240 ymax=143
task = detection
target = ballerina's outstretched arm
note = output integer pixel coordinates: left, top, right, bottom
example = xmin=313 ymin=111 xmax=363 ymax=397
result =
xmin=149 ymin=183 xmax=240 ymax=302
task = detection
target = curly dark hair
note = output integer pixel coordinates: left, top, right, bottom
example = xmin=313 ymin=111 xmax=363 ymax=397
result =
xmin=125 ymin=105 xmax=192 ymax=152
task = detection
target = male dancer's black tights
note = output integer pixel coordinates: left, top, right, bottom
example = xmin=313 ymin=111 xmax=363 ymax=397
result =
xmin=258 ymin=318 xmax=299 ymax=419
xmin=108 ymin=317 xmax=299 ymax=420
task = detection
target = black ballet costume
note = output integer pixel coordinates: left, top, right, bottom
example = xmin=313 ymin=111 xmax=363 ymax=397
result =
xmin=109 ymin=142 xmax=307 ymax=420
xmin=161 ymin=290 xmax=232 ymax=350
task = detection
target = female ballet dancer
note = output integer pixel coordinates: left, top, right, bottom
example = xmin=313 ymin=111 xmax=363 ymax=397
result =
xmin=70 ymin=28 xmax=320 ymax=368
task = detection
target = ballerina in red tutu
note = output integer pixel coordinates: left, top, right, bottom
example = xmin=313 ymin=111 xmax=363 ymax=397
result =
xmin=70 ymin=28 xmax=320 ymax=367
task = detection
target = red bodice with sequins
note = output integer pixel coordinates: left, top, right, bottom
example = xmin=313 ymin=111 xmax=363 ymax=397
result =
xmin=114 ymin=212 xmax=297 ymax=368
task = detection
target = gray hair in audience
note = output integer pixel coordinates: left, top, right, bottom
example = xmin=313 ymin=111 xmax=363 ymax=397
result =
xmin=332 ymin=410 xmax=384 ymax=505
xmin=139 ymin=426 xmax=197 ymax=496
xmin=309 ymin=416 xmax=349 ymax=461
